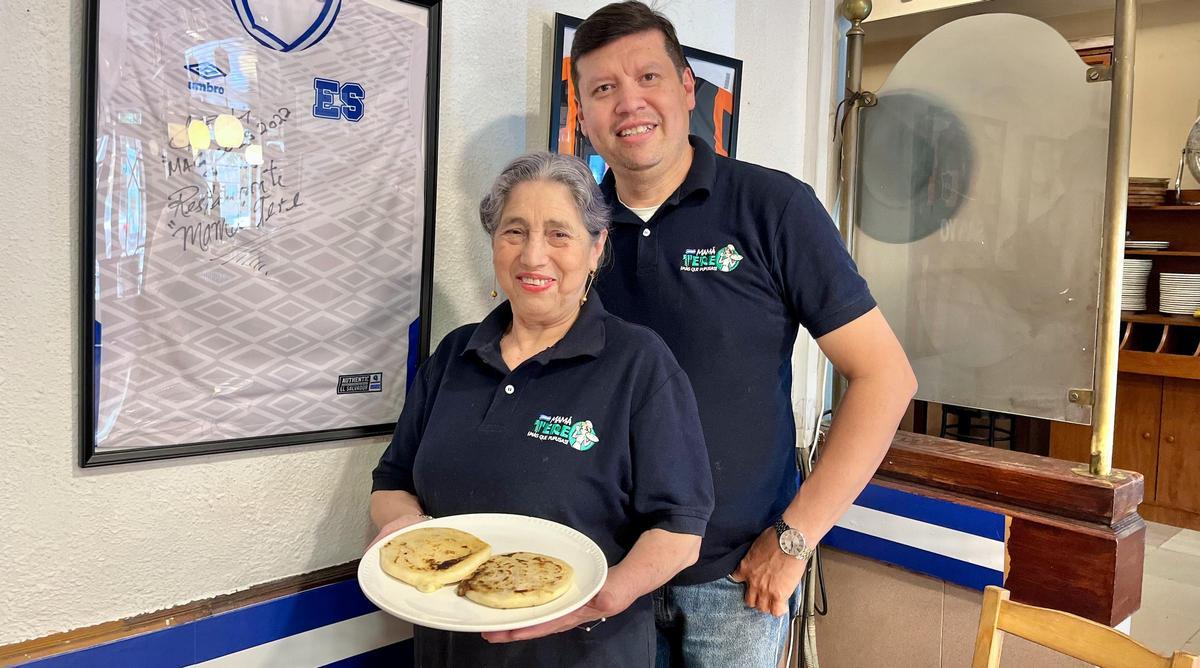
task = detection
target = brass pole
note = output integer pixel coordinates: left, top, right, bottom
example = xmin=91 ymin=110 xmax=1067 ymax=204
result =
xmin=833 ymin=0 xmax=871 ymax=408
xmin=1090 ymin=0 xmax=1137 ymax=476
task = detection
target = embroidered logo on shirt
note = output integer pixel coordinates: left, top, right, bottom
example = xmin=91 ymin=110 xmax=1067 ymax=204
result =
xmin=528 ymin=414 xmax=600 ymax=452
xmin=680 ymin=244 xmax=743 ymax=273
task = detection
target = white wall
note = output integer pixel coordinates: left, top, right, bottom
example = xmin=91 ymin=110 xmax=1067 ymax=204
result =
xmin=0 ymin=0 xmax=832 ymax=645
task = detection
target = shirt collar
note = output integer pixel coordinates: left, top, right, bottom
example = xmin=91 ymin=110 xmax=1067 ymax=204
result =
xmin=463 ymin=293 xmax=609 ymax=372
xmin=600 ymin=135 xmax=716 ymax=226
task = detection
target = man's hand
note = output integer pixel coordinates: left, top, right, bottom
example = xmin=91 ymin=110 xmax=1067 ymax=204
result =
xmin=730 ymin=526 xmax=805 ymax=617
xmin=367 ymin=514 xmax=427 ymax=548
xmin=481 ymin=584 xmax=629 ymax=643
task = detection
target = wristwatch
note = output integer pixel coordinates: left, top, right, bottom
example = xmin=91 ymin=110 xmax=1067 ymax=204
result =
xmin=774 ymin=517 xmax=814 ymax=560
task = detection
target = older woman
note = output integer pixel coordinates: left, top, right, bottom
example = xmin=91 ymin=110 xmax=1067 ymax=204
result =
xmin=369 ymin=152 xmax=714 ymax=667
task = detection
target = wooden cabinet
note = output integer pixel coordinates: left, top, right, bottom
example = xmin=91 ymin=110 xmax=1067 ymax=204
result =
xmin=1157 ymin=378 xmax=1200 ymax=514
xmin=1051 ymin=374 xmax=1200 ymax=526
xmin=1051 ymin=373 xmax=1163 ymax=502
xmin=1041 ymin=197 xmax=1200 ymax=526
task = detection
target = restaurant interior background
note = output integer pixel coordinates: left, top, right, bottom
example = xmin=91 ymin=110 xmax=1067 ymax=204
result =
xmin=816 ymin=0 xmax=1200 ymax=666
xmin=0 ymin=0 xmax=833 ymax=664
xmin=2 ymin=0 xmax=1200 ymax=666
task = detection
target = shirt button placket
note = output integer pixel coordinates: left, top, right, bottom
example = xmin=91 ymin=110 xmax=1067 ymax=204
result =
xmin=637 ymin=225 xmax=658 ymax=275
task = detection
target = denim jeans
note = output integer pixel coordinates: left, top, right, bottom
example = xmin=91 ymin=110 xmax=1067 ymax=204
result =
xmin=654 ymin=575 xmax=802 ymax=667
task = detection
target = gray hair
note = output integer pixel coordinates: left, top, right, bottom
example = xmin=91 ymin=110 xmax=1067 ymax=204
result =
xmin=479 ymin=152 xmax=610 ymax=240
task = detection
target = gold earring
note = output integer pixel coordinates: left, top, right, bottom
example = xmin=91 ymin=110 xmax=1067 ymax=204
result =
xmin=490 ymin=276 xmax=498 ymax=299
xmin=580 ymin=270 xmax=596 ymax=305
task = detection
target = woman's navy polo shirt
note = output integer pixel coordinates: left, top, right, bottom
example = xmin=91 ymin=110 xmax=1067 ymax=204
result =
xmin=595 ymin=137 xmax=877 ymax=586
xmin=372 ymin=295 xmax=714 ymax=666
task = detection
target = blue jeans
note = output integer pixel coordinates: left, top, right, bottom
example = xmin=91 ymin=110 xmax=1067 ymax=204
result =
xmin=654 ymin=576 xmax=802 ymax=667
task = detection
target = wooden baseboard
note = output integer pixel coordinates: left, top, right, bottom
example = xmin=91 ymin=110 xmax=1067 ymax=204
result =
xmin=0 ymin=561 xmax=359 ymax=666
xmin=1140 ymin=502 xmax=1200 ymax=531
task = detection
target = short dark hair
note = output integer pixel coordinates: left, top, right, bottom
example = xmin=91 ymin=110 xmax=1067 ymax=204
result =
xmin=569 ymin=1 xmax=689 ymax=97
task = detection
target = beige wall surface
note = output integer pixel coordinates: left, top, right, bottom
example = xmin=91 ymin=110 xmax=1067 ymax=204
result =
xmin=865 ymin=0 xmax=993 ymax=24
xmin=0 ymin=0 xmax=835 ymax=647
xmin=815 ymin=549 xmax=1090 ymax=667
xmin=861 ymin=0 xmax=1200 ymax=188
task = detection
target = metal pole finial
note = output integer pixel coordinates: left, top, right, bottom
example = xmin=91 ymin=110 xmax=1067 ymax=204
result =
xmin=841 ymin=0 xmax=873 ymax=23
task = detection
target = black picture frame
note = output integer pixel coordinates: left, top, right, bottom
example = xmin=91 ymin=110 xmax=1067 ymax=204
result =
xmin=548 ymin=12 xmax=743 ymax=181
xmin=80 ymin=0 xmax=441 ymax=466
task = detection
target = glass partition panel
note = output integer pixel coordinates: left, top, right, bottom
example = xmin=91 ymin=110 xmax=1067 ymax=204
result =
xmin=855 ymin=13 xmax=1110 ymax=424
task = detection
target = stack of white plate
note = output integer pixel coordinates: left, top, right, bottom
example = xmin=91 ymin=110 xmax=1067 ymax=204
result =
xmin=1122 ymin=258 xmax=1153 ymax=311
xmin=1159 ymin=273 xmax=1200 ymax=315
xmin=1126 ymin=240 xmax=1170 ymax=251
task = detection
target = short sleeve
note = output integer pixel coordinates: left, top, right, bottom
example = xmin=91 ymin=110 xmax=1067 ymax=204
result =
xmin=628 ymin=368 xmax=714 ymax=536
xmin=371 ymin=355 xmax=437 ymax=493
xmin=774 ymin=182 xmax=877 ymax=339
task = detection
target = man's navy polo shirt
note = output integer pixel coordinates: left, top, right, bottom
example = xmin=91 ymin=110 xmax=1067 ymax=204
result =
xmin=595 ymin=136 xmax=876 ymax=585
xmin=372 ymin=296 xmax=714 ymax=664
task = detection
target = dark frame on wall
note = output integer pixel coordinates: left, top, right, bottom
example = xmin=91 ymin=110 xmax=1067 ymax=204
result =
xmin=548 ymin=12 xmax=743 ymax=182
xmin=79 ymin=0 xmax=441 ymax=466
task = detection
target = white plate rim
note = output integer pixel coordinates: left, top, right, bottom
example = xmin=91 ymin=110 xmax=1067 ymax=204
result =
xmin=357 ymin=513 xmax=608 ymax=633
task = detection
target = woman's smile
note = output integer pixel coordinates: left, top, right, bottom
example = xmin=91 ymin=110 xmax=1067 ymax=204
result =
xmin=516 ymin=273 xmax=556 ymax=292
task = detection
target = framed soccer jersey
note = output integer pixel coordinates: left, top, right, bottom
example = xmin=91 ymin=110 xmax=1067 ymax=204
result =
xmin=548 ymin=13 xmax=742 ymax=183
xmin=81 ymin=0 xmax=441 ymax=466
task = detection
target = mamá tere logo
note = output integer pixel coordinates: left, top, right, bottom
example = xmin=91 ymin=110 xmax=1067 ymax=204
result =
xmin=528 ymin=414 xmax=600 ymax=452
xmin=680 ymin=243 xmax=743 ymax=273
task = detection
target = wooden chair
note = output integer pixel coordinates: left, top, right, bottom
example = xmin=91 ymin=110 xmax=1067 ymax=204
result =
xmin=972 ymin=586 xmax=1199 ymax=668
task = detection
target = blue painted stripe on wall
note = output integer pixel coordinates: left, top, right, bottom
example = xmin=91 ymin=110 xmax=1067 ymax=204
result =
xmin=18 ymin=624 xmax=195 ymax=668
xmin=824 ymin=526 xmax=1004 ymax=591
xmin=20 ymin=579 xmax=381 ymax=668
xmin=193 ymin=579 xmax=378 ymax=662
xmin=322 ymin=638 xmax=414 ymax=668
xmin=854 ymin=484 xmax=1006 ymax=541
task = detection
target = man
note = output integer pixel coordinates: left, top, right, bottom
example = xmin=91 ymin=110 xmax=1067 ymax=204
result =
xmin=566 ymin=3 xmax=917 ymax=666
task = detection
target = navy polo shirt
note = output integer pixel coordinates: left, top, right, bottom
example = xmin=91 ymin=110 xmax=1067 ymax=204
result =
xmin=372 ymin=295 xmax=713 ymax=666
xmin=595 ymin=137 xmax=876 ymax=586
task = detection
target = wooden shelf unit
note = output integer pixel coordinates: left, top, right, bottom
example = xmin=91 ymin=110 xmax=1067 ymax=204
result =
xmin=1053 ymin=195 xmax=1200 ymax=530
xmin=1125 ymin=250 xmax=1200 ymax=257
xmin=1122 ymin=313 xmax=1200 ymax=327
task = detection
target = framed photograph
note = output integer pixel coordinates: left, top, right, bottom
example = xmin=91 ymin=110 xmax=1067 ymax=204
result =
xmin=81 ymin=0 xmax=441 ymax=466
xmin=548 ymin=13 xmax=743 ymax=183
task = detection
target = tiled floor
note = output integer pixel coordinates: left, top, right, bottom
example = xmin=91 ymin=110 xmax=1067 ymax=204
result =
xmin=1131 ymin=521 xmax=1200 ymax=656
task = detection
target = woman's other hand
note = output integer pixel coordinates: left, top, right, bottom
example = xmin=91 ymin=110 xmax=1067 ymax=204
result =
xmin=480 ymin=528 xmax=699 ymax=643
xmin=480 ymin=584 xmax=630 ymax=643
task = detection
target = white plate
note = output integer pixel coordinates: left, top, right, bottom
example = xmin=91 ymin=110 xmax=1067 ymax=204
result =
xmin=358 ymin=513 xmax=608 ymax=632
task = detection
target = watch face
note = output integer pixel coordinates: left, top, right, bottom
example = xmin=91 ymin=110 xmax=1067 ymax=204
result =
xmin=779 ymin=529 xmax=807 ymax=557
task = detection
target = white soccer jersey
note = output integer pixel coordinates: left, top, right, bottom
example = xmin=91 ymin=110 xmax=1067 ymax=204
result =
xmin=92 ymin=0 xmax=429 ymax=449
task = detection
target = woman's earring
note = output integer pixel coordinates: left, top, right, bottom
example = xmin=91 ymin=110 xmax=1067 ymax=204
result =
xmin=580 ymin=270 xmax=596 ymax=305
xmin=490 ymin=276 xmax=498 ymax=300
